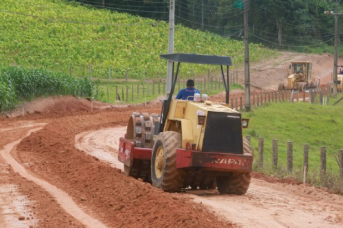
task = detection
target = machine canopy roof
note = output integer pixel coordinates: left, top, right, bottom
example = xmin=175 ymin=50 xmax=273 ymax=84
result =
xmin=160 ymin=53 xmax=232 ymax=66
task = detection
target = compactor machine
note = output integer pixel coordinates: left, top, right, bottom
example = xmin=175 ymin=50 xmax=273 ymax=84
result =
xmin=118 ymin=53 xmax=253 ymax=194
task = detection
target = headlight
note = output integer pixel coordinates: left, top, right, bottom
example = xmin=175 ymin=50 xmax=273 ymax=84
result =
xmin=242 ymin=119 xmax=249 ymax=128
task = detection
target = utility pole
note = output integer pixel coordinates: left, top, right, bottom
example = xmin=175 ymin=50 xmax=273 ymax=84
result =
xmin=166 ymin=0 xmax=175 ymax=95
xmin=325 ymin=1 xmax=341 ymax=98
xmin=334 ymin=0 xmax=338 ymax=98
xmin=202 ymin=1 xmax=204 ymax=31
xmin=243 ymin=0 xmax=251 ymax=111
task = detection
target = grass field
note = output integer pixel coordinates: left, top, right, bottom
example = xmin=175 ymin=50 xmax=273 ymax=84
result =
xmin=243 ymin=94 xmax=343 ymax=191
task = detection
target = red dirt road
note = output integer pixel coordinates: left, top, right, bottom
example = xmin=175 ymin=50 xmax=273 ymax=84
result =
xmin=1 ymin=52 xmax=343 ymax=227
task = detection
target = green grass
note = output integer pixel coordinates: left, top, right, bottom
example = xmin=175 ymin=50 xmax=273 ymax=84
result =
xmin=243 ymin=95 xmax=343 ymax=191
xmin=0 ymin=0 xmax=276 ymax=80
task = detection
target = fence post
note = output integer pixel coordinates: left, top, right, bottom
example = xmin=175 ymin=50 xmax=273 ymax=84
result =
xmin=231 ymin=98 xmax=233 ymax=109
xmin=296 ymin=90 xmax=299 ymax=102
xmin=132 ymin=84 xmax=134 ymax=102
xmin=126 ymin=86 xmax=128 ymax=103
xmin=320 ymin=90 xmax=324 ymax=105
xmin=207 ymin=69 xmax=210 ymax=89
xmin=304 ymin=144 xmax=309 ymax=173
xmin=70 ymin=64 xmax=72 ymax=76
xmin=261 ymin=93 xmax=263 ymax=106
xmin=258 ymin=137 xmax=264 ymax=168
xmin=320 ymin=147 xmax=326 ymax=177
xmin=108 ymin=67 xmax=111 ymax=80
xmin=272 ymin=92 xmax=274 ymax=102
xmin=327 ymin=84 xmax=331 ymax=104
xmin=126 ymin=68 xmax=129 ymax=82
xmin=240 ymin=97 xmax=243 ymax=111
xmin=147 ymin=83 xmax=150 ymax=97
xmin=253 ymin=93 xmax=255 ymax=106
xmin=153 ymin=80 xmax=155 ymax=95
xmin=158 ymin=81 xmax=160 ymax=94
xmin=115 ymin=86 xmax=118 ymax=101
xmin=287 ymin=141 xmax=293 ymax=173
xmin=235 ymin=97 xmax=238 ymax=110
xmin=137 ymin=84 xmax=140 ymax=99
xmin=339 ymin=150 xmax=343 ymax=181
xmin=268 ymin=92 xmax=271 ymax=103
xmin=272 ymin=139 xmax=278 ymax=169
xmin=143 ymin=84 xmax=145 ymax=97
xmin=276 ymin=92 xmax=278 ymax=103
xmin=163 ymin=81 xmax=165 ymax=94
xmin=257 ymin=94 xmax=259 ymax=107
xmin=122 ymin=86 xmax=124 ymax=101
xmin=303 ymin=90 xmax=306 ymax=102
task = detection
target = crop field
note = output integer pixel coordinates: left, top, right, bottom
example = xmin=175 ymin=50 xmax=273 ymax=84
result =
xmin=0 ymin=0 xmax=276 ymax=79
xmin=0 ymin=66 xmax=94 ymax=111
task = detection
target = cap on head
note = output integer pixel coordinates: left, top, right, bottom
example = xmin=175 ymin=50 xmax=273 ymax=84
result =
xmin=186 ymin=79 xmax=194 ymax=87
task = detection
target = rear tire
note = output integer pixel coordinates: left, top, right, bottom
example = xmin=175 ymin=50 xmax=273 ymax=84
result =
xmin=216 ymin=138 xmax=252 ymax=195
xmin=151 ymin=131 xmax=185 ymax=192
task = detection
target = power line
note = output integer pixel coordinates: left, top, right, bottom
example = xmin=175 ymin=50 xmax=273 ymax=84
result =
xmin=251 ymin=33 xmax=333 ymax=47
xmin=175 ymin=15 xmax=243 ymax=29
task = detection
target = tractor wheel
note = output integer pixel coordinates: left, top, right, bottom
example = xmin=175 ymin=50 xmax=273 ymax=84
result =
xmin=278 ymin=83 xmax=284 ymax=91
xmin=151 ymin=131 xmax=185 ymax=192
xmin=216 ymin=138 xmax=252 ymax=195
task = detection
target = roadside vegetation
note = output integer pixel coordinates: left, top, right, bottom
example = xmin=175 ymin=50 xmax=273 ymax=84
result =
xmin=243 ymin=96 xmax=343 ymax=193
xmin=0 ymin=66 xmax=95 ymax=112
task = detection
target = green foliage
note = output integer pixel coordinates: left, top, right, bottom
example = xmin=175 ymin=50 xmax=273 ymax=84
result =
xmin=0 ymin=66 xmax=96 ymax=112
xmin=0 ymin=0 xmax=276 ymax=79
xmin=243 ymin=101 xmax=343 ymax=183
xmin=0 ymin=81 xmax=17 ymax=111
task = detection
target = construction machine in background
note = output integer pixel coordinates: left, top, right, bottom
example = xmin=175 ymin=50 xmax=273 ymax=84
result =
xmin=118 ymin=53 xmax=253 ymax=195
xmin=329 ymin=65 xmax=343 ymax=92
xmin=278 ymin=61 xmax=319 ymax=92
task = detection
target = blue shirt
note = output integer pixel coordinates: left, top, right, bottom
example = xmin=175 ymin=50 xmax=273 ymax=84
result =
xmin=176 ymin=87 xmax=200 ymax=100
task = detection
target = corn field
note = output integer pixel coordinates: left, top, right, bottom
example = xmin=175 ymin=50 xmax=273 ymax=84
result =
xmin=0 ymin=66 xmax=96 ymax=112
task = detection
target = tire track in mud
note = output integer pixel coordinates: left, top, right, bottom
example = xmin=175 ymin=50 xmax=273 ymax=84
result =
xmin=75 ymin=127 xmax=343 ymax=228
xmin=1 ymin=124 xmax=107 ymax=228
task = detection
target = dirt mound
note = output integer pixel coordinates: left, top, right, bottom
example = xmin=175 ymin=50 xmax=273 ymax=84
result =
xmin=4 ymin=96 xmax=113 ymax=118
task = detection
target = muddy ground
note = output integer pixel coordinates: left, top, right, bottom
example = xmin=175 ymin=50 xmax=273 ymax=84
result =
xmin=1 ymin=52 xmax=343 ymax=228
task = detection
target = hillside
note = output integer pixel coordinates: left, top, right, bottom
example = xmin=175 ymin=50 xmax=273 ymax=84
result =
xmin=0 ymin=0 xmax=275 ymax=79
